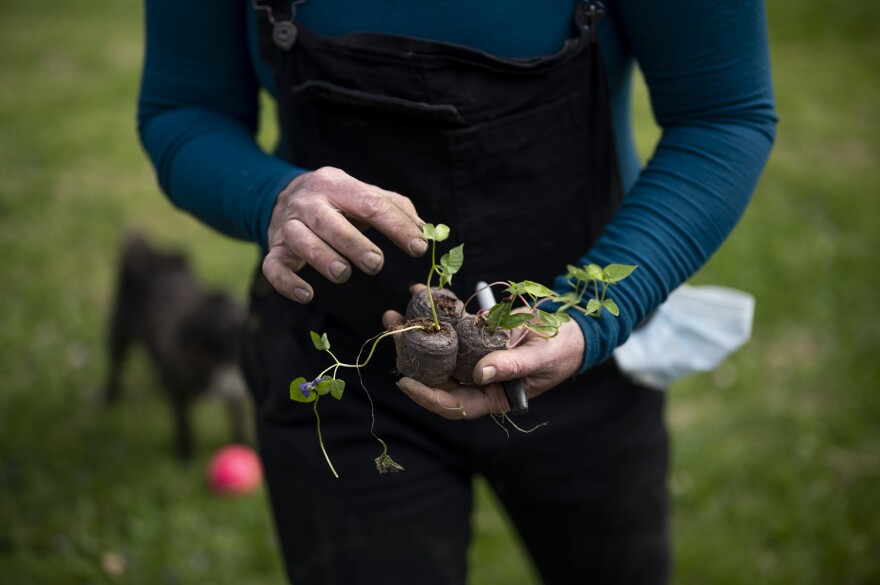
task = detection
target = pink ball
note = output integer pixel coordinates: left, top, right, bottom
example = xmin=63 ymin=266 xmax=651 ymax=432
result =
xmin=206 ymin=444 xmax=262 ymax=496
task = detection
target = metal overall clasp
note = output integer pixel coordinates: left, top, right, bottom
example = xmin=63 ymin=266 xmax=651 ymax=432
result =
xmin=579 ymin=1 xmax=605 ymax=42
xmin=252 ymin=0 xmax=306 ymax=50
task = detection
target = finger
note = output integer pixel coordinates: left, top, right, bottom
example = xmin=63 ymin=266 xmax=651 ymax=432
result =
xmin=383 ymin=190 xmax=425 ymax=228
xmin=473 ymin=343 xmax=547 ymax=386
xmin=381 ymin=310 xmax=406 ymax=329
xmin=262 ymin=247 xmax=313 ymax=303
xmin=281 ymin=218 xmax=353 ymax=284
xmin=396 ymin=378 xmax=510 ymax=419
xmin=302 ymin=204 xmax=386 ymax=276
xmin=408 ymin=283 xmax=427 ymax=295
xmin=332 ymin=181 xmax=428 ymax=257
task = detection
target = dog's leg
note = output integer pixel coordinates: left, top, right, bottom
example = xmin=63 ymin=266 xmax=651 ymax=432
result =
xmin=102 ymin=307 xmax=131 ymax=406
xmin=171 ymin=394 xmax=195 ymax=461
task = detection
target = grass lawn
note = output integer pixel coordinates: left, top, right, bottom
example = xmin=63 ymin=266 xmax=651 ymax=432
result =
xmin=1 ymin=1 xmax=877 ymax=583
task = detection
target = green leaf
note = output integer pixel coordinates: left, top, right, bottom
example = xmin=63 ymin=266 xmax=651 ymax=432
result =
xmin=553 ymin=291 xmax=581 ymax=309
xmin=422 ymin=223 xmax=450 ymax=242
xmin=585 ymin=298 xmax=601 ymax=316
xmin=518 ymin=281 xmax=556 ymax=299
xmin=566 ymin=265 xmax=590 ymax=282
xmin=502 ymin=312 xmax=534 ymax=330
xmin=527 ymin=323 xmax=560 ymax=336
xmin=290 ymin=377 xmax=318 ymax=403
xmin=504 ymin=281 xmax=525 ymax=297
xmin=603 ymin=264 xmax=638 ymax=283
xmin=316 ymin=379 xmax=332 ymax=396
xmin=486 ymin=301 xmax=511 ymax=333
xmin=438 ymin=244 xmax=464 ymax=287
xmin=587 ymin=264 xmax=605 ymax=282
xmin=602 ymin=298 xmax=620 ymax=316
xmin=329 ymin=378 xmax=346 ymax=400
xmin=535 ymin=309 xmax=563 ymax=328
xmin=310 ymin=331 xmax=330 ymax=351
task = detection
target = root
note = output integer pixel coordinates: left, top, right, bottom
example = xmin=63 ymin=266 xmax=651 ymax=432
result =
xmin=486 ymin=390 xmax=548 ymax=435
xmin=436 ymin=394 xmax=468 ymax=419
xmin=489 ymin=412 xmax=510 ymax=438
xmin=502 ymin=413 xmax=549 ymax=434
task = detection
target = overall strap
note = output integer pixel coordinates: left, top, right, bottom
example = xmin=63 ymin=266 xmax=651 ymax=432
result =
xmin=252 ymin=0 xmax=304 ymax=62
xmin=253 ymin=1 xmax=606 ymax=64
xmin=576 ymin=1 xmax=606 ymax=43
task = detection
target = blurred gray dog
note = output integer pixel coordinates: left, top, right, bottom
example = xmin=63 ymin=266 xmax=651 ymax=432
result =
xmin=102 ymin=232 xmax=249 ymax=460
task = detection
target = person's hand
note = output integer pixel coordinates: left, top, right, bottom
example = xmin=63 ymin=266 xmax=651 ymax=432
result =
xmin=381 ymin=303 xmax=586 ymax=419
xmin=263 ymin=167 xmax=428 ymax=303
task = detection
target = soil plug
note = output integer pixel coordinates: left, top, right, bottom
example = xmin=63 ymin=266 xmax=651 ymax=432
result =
xmin=405 ymin=287 xmax=464 ymax=324
xmin=395 ymin=224 xmax=464 ymax=385
xmin=395 ymin=318 xmax=458 ymax=386
xmin=452 ymin=312 xmax=508 ymax=385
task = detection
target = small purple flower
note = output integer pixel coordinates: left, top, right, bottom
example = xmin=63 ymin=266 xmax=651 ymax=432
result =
xmin=299 ymin=377 xmax=325 ymax=399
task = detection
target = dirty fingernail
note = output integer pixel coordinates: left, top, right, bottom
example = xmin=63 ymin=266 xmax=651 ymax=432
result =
xmin=329 ymin=260 xmax=349 ymax=280
xmin=362 ymin=251 xmax=382 ymax=273
xmin=410 ymin=238 xmax=428 ymax=255
xmin=293 ymin=288 xmax=311 ymax=303
xmin=480 ymin=366 xmax=496 ymax=384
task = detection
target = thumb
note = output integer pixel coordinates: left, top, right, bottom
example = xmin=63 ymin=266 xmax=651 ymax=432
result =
xmin=473 ymin=346 xmax=543 ymax=386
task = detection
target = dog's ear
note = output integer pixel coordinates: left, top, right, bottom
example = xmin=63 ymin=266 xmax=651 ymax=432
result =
xmin=121 ymin=232 xmax=189 ymax=276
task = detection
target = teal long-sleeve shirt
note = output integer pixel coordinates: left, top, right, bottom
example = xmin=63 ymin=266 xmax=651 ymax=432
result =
xmin=138 ymin=0 xmax=777 ymax=373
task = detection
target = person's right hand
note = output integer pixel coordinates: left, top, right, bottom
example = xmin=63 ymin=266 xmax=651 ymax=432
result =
xmin=262 ymin=167 xmax=428 ymax=303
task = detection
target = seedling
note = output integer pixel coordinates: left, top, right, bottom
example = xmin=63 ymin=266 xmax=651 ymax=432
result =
xmin=470 ymin=264 xmax=637 ymax=345
xmin=290 ymin=328 xmax=418 ymax=477
xmin=420 ymin=224 xmax=464 ymax=330
xmin=289 ymin=222 xmax=638 ymax=476
xmin=555 ymin=263 xmax=639 ymax=318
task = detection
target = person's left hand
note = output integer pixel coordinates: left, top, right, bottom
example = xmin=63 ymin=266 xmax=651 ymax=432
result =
xmin=381 ymin=307 xmax=585 ymax=419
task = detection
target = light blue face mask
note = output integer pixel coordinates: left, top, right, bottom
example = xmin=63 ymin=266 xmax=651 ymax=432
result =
xmin=613 ymin=285 xmax=756 ymax=390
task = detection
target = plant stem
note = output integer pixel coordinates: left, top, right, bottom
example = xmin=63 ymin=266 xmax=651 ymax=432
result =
xmin=374 ymin=435 xmax=389 ymax=458
xmin=316 ymin=326 xmax=425 ymax=380
xmin=426 ymin=240 xmax=440 ymax=330
xmin=313 ymin=396 xmax=339 ymax=479
xmin=462 ymin=281 xmax=507 ymax=312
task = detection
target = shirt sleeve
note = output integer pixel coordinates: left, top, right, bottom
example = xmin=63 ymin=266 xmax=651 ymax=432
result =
xmin=558 ymin=0 xmax=778 ymax=373
xmin=137 ymin=0 xmax=303 ymax=249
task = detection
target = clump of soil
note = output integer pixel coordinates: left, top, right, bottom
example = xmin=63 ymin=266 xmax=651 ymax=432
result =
xmin=453 ymin=314 xmax=509 ymax=385
xmin=395 ymin=317 xmax=458 ymax=386
xmin=405 ymin=287 xmax=465 ymax=324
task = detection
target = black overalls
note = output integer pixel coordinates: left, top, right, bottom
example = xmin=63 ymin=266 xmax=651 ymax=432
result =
xmin=242 ymin=2 xmax=670 ymax=583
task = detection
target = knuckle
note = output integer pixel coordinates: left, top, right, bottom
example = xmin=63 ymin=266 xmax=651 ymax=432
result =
xmin=398 ymin=195 xmax=417 ymax=213
xmin=299 ymin=239 xmax=325 ymax=262
xmin=309 ymin=208 xmax=328 ymax=231
xmin=261 ymin=256 xmax=276 ymax=280
xmin=310 ymin=166 xmax=346 ymax=185
xmin=506 ymin=358 xmax=529 ymax=378
xmin=359 ymin=193 xmax=388 ymax=219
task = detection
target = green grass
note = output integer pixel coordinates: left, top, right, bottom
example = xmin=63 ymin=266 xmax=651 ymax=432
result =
xmin=1 ymin=1 xmax=877 ymax=583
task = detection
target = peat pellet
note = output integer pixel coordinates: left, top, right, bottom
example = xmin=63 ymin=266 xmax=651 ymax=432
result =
xmin=395 ymin=319 xmax=458 ymax=387
xmin=405 ymin=287 xmax=465 ymax=324
xmin=453 ymin=314 xmax=509 ymax=385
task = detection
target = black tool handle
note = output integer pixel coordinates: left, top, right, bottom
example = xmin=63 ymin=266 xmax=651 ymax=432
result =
xmin=502 ymin=379 xmax=528 ymax=416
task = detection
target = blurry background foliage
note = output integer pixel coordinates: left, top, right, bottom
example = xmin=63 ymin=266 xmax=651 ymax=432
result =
xmin=0 ymin=0 xmax=877 ymax=583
